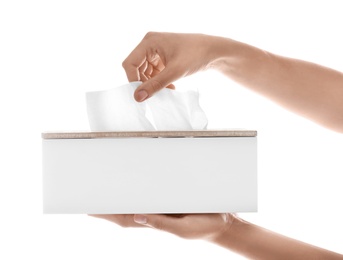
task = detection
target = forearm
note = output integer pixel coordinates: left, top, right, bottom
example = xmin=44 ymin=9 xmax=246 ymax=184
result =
xmin=210 ymin=37 xmax=343 ymax=132
xmin=209 ymin=217 xmax=343 ymax=260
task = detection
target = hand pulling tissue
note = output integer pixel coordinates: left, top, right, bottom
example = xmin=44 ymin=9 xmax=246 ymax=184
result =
xmin=85 ymin=81 xmax=208 ymax=131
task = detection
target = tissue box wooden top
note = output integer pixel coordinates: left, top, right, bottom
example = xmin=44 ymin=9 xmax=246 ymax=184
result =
xmin=42 ymin=130 xmax=257 ymax=139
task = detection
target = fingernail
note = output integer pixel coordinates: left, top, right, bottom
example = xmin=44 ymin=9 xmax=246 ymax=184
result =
xmin=136 ymin=90 xmax=148 ymax=102
xmin=134 ymin=214 xmax=147 ymax=224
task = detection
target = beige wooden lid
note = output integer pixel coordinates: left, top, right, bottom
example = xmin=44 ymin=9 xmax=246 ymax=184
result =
xmin=42 ymin=130 xmax=257 ymax=139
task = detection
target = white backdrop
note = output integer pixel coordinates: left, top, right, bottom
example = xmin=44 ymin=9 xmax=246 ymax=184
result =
xmin=0 ymin=0 xmax=342 ymax=259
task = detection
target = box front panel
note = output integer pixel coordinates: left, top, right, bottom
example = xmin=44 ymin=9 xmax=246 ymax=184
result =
xmin=43 ymin=137 xmax=257 ymax=213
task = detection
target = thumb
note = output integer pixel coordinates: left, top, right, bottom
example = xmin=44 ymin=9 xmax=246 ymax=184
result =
xmin=134 ymin=67 xmax=180 ymax=102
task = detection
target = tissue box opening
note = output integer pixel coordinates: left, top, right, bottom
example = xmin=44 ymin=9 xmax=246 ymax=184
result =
xmin=42 ymin=130 xmax=257 ymax=214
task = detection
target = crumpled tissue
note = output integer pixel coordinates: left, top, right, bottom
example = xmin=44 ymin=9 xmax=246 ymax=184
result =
xmin=86 ymin=81 xmax=208 ymax=131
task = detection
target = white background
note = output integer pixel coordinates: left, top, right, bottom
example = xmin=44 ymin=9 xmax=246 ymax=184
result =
xmin=1 ymin=0 xmax=342 ymax=259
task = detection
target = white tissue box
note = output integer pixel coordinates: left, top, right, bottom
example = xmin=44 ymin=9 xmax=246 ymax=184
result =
xmin=42 ymin=130 xmax=257 ymax=214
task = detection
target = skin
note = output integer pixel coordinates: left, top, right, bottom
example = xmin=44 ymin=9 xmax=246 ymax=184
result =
xmin=124 ymin=32 xmax=343 ymax=132
xmin=90 ymin=32 xmax=343 ymax=259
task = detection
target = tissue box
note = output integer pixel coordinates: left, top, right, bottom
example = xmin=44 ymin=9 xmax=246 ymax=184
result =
xmin=42 ymin=130 xmax=257 ymax=214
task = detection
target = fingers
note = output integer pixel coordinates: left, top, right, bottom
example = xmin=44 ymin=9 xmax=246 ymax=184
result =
xmin=123 ymin=51 xmax=170 ymax=102
xmin=88 ymin=214 xmax=144 ymax=228
xmin=134 ymin=214 xmax=189 ymax=237
xmin=133 ymin=214 xmax=231 ymax=239
xmin=90 ymin=213 xmax=235 ymax=240
xmin=122 ymin=45 xmax=148 ymax=82
xmin=134 ymin=67 xmax=179 ymax=102
xmin=123 ymin=33 xmax=181 ymax=102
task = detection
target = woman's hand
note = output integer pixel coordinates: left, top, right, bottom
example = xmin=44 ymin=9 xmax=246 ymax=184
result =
xmin=122 ymin=32 xmax=226 ymax=102
xmin=89 ymin=213 xmax=235 ymax=240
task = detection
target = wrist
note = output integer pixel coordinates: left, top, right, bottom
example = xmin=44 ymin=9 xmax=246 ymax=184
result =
xmin=207 ymin=214 xmax=251 ymax=251
xmin=207 ymin=37 xmax=244 ymax=74
xmin=209 ymin=36 xmax=271 ymax=81
xmin=205 ymin=213 xmax=239 ymax=243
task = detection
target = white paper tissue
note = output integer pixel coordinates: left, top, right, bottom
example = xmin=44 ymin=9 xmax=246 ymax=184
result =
xmin=86 ymin=81 xmax=208 ymax=131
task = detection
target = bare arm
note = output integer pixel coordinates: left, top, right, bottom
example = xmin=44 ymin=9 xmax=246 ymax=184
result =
xmin=123 ymin=32 xmax=343 ymax=132
xmin=211 ymin=215 xmax=342 ymax=260
xmin=90 ymin=214 xmax=343 ymax=259
xmin=212 ymin=38 xmax=343 ymax=132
